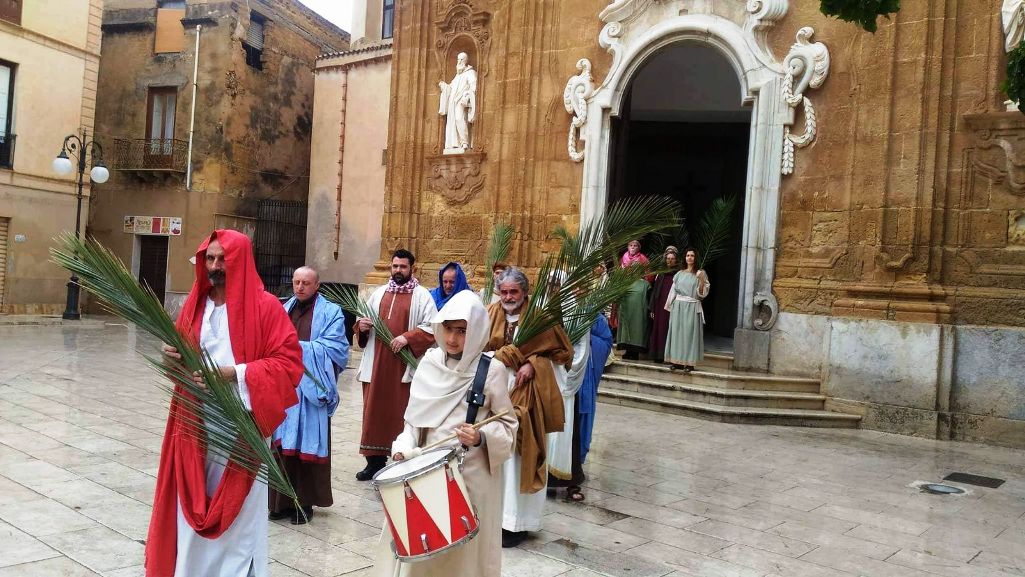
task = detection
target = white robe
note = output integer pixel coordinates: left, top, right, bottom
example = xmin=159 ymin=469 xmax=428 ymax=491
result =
xmin=547 ymin=336 xmax=590 ymax=480
xmin=371 ymin=357 xmax=517 ymax=576
xmin=174 ymin=298 xmax=266 ymax=577
xmin=501 ymin=353 xmax=564 ymax=533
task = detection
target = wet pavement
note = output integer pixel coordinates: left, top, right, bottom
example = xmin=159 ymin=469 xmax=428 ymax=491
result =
xmin=1 ymin=321 xmax=1024 ymax=576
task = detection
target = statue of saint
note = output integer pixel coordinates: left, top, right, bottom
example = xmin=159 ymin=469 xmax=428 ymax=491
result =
xmin=439 ymin=52 xmax=478 ymax=153
xmin=1005 ymin=0 xmax=1025 ymax=52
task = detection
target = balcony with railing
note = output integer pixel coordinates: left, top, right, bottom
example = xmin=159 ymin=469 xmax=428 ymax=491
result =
xmin=0 ymin=134 xmax=14 ymax=169
xmin=112 ymin=138 xmax=188 ymax=174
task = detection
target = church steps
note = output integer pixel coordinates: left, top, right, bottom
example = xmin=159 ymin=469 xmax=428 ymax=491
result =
xmin=600 ymin=373 xmax=827 ymax=410
xmin=607 ymin=360 xmax=821 ymax=393
xmin=598 ymin=389 xmax=862 ymax=428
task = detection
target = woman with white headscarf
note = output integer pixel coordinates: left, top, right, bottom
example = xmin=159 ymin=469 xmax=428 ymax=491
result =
xmin=371 ymin=290 xmax=518 ymax=577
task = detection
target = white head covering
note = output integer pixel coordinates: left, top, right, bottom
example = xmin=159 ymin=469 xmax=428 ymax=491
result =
xmin=403 ymin=290 xmax=491 ymax=429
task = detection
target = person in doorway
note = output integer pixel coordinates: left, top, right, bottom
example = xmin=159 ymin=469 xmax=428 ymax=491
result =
xmin=616 ymin=239 xmax=652 ymax=360
xmin=664 ymin=247 xmax=710 ymax=372
xmin=269 ymin=266 xmax=349 ymax=525
xmin=148 ymin=230 xmax=304 ymax=577
xmin=648 ymin=246 xmax=679 ymax=363
xmin=354 ymin=249 xmax=438 ymax=481
xmin=484 ymin=267 xmax=573 ymax=548
xmin=370 ymin=291 xmax=518 ymax=577
xmin=430 ymin=261 xmax=471 ymax=310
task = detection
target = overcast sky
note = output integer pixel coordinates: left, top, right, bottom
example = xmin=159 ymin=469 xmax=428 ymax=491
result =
xmin=298 ymin=0 xmax=354 ymax=34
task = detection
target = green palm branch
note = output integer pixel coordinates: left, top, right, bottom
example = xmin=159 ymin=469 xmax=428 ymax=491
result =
xmin=695 ymin=194 xmax=738 ymax=270
xmin=514 ymin=196 xmax=680 ymax=347
xmin=319 ymin=284 xmax=419 ymax=369
xmin=49 ymin=234 xmax=297 ymax=501
xmin=482 ymin=222 xmax=514 ymax=303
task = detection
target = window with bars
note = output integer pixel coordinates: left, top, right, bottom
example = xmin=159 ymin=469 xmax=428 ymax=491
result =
xmin=382 ymin=0 xmax=395 ymax=39
xmin=243 ymin=13 xmax=265 ymax=70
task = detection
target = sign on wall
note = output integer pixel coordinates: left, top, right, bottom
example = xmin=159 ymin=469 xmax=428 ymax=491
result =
xmin=123 ymin=216 xmax=182 ymax=236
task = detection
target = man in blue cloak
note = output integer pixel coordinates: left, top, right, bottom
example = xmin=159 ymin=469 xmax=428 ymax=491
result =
xmin=430 ymin=261 xmax=470 ymax=310
xmin=270 ymin=266 xmax=349 ymax=524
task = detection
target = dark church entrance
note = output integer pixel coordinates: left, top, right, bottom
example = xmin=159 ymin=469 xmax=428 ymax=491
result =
xmin=608 ymin=42 xmax=751 ymax=350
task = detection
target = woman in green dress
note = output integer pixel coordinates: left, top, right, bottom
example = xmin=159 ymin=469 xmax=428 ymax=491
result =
xmin=615 ymin=239 xmax=652 ymax=360
xmin=664 ymin=247 xmax=709 ymax=372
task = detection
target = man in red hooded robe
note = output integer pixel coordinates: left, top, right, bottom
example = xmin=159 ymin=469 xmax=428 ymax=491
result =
xmin=146 ymin=230 xmax=303 ymax=577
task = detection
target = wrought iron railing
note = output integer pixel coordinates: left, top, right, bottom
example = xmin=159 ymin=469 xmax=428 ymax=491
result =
xmin=0 ymin=133 xmax=14 ymax=169
xmin=112 ymin=138 xmax=188 ymax=171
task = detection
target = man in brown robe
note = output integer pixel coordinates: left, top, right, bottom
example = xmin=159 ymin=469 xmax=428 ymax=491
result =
xmin=354 ymin=249 xmax=438 ymax=480
xmin=269 ymin=266 xmax=349 ymax=524
xmin=484 ymin=267 xmax=573 ymax=548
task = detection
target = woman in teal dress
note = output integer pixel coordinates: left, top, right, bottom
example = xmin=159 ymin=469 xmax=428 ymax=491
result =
xmin=664 ymin=247 xmax=709 ymax=371
xmin=615 ymin=240 xmax=651 ymax=360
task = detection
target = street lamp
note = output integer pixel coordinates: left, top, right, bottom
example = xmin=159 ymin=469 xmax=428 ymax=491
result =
xmin=53 ymin=129 xmax=109 ymax=320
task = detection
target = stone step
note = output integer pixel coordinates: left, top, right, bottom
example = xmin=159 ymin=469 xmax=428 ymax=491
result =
xmin=607 ymin=360 xmax=821 ymax=393
xmin=612 ymin=350 xmax=733 ymax=370
xmin=597 ymin=389 xmax=862 ymax=428
xmin=600 ymin=373 xmax=827 ymax=410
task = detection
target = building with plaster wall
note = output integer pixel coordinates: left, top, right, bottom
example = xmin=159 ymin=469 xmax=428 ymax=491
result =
xmin=90 ymin=0 xmax=348 ymax=314
xmin=0 ymin=0 xmax=103 ymax=314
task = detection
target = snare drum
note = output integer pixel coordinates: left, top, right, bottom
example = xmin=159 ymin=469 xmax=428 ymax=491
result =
xmin=371 ymin=447 xmax=479 ymax=561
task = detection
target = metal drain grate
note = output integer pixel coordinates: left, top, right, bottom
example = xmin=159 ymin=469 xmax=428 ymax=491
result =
xmin=943 ymin=472 xmax=1004 ymax=489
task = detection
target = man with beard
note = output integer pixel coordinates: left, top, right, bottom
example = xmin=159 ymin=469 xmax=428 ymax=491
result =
xmin=353 ymin=249 xmax=438 ymax=480
xmin=484 ymin=267 xmax=573 ymax=548
xmin=149 ymin=230 xmax=303 ymax=577
xmin=269 ymin=266 xmax=349 ymax=524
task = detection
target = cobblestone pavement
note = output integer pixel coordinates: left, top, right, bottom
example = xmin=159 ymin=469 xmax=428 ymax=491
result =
xmin=1 ymin=322 xmax=1025 ymax=577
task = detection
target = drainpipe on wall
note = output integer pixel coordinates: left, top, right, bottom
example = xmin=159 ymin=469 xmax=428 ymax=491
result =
xmin=186 ymin=24 xmax=201 ymax=191
xmin=333 ymin=67 xmax=348 ymax=260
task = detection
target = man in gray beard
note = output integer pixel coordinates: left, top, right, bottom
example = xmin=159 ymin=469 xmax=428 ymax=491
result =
xmin=482 ymin=267 xmax=574 ymax=548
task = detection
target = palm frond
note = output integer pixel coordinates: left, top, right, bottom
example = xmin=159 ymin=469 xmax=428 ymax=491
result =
xmin=482 ymin=222 xmax=514 ymax=303
xmin=695 ymin=194 xmax=738 ymax=270
xmin=319 ymin=284 xmax=418 ymax=369
xmin=49 ymin=234 xmax=297 ymax=500
xmin=513 ymin=196 xmax=680 ymax=347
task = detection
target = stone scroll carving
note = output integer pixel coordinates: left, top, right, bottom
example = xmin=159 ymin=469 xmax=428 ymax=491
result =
xmin=564 ymin=58 xmax=595 ymax=162
xmin=781 ymin=27 xmax=830 ymax=176
xmin=752 ymin=291 xmax=779 ymax=331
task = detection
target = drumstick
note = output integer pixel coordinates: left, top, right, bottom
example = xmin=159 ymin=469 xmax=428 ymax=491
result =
xmin=420 ymin=409 xmax=512 ymax=452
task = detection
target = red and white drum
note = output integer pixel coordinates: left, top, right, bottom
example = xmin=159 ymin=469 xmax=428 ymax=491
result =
xmin=371 ymin=446 xmax=479 ymax=561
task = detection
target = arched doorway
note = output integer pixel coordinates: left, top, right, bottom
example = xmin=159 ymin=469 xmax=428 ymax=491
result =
xmin=608 ymin=42 xmax=750 ymax=348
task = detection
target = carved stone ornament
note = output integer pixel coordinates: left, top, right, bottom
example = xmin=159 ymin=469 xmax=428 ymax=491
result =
xmin=564 ymin=58 xmax=595 ymax=162
xmin=426 ymin=152 xmax=486 ymax=205
xmin=752 ymin=291 xmax=779 ymax=331
xmin=781 ymin=27 xmax=830 ymax=176
xmin=434 ymin=1 xmax=492 ymax=78
xmin=964 ymin=112 xmax=1025 ymax=195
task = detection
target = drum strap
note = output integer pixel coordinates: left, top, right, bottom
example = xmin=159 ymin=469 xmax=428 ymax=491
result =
xmin=464 ymin=354 xmax=492 ymax=424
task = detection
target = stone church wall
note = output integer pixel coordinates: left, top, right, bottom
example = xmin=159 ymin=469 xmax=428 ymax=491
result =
xmin=376 ymin=0 xmax=1025 ymax=446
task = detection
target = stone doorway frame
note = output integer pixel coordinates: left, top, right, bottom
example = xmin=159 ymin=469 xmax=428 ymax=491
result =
xmin=572 ymin=2 xmax=829 ymax=361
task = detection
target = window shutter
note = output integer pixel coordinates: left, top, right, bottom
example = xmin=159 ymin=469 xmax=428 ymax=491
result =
xmin=246 ymin=18 xmax=264 ymax=50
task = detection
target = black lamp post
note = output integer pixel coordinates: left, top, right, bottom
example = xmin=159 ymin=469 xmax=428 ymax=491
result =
xmin=52 ymin=129 xmax=109 ymax=320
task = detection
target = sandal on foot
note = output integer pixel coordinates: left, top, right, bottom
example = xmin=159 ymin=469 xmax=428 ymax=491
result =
xmin=565 ymin=486 xmax=585 ymax=502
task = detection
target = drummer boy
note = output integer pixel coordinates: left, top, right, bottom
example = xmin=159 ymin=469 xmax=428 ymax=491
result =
xmin=370 ymin=291 xmax=518 ymax=576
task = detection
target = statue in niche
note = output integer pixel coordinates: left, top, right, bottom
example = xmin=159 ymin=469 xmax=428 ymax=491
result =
xmin=438 ymin=52 xmax=478 ymax=154
xmin=1004 ymin=0 xmax=1025 ymax=52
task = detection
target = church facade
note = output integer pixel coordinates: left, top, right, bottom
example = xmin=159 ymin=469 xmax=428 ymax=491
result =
xmin=361 ymin=0 xmax=1025 ymax=446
